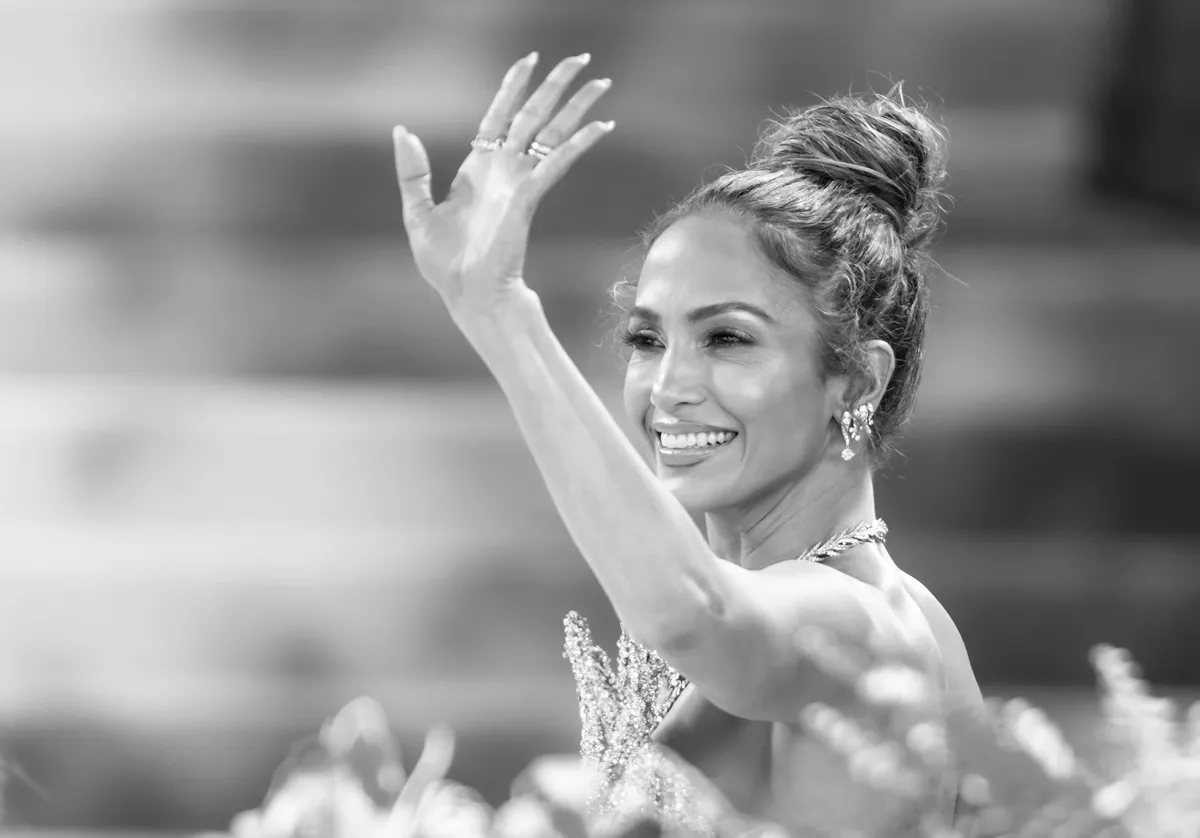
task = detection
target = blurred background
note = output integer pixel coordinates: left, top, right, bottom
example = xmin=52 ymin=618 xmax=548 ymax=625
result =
xmin=1 ymin=0 xmax=1198 ymax=830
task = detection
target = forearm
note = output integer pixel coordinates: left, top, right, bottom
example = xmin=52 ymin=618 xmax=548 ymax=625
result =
xmin=451 ymin=286 xmax=722 ymax=644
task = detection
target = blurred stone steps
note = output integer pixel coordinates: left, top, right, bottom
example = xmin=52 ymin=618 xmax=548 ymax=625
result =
xmin=0 ymin=0 xmax=1129 ymax=242
xmin=0 ymin=368 xmax=1196 ymax=532
xmin=0 ymin=377 xmax=561 ymax=522
xmin=0 ymin=109 xmax=1121 ymax=243
xmin=1 ymin=236 xmax=1198 ymax=385
xmin=0 ymin=520 xmax=1196 ymax=685
xmin=0 ymin=523 xmax=595 ymax=682
xmin=0 ymin=0 xmax=1117 ymax=127
xmin=0 ymin=375 xmax=1198 ymax=690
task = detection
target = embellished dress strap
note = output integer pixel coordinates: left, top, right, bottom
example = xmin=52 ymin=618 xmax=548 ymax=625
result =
xmin=562 ymin=611 xmax=705 ymax=833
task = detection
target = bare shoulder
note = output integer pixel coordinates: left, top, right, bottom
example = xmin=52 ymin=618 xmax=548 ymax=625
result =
xmin=758 ymin=554 xmax=943 ymax=671
xmin=898 ymin=570 xmax=984 ymax=711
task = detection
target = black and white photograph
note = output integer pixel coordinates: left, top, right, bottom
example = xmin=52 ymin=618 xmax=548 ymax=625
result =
xmin=0 ymin=1 xmax=1197 ymax=836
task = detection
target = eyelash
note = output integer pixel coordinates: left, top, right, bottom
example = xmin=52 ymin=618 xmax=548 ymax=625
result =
xmin=618 ymin=328 xmax=753 ymax=351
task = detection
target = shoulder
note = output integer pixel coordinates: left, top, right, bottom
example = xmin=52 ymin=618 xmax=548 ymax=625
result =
xmin=756 ymin=553 xmax=937 ymax=668
xmin=763 ymin=550 xmax=980 ymax=707
xmin=897 ymin=570 xmax=984 ymax=712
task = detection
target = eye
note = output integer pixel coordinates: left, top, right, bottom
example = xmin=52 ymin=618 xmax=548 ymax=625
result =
xmin=618 ymin=329 xmax=663 ymax=351
xmin=705 ymin=329 xmax=753 ymax=348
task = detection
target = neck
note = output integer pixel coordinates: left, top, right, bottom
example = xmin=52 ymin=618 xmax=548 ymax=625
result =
xmin=703 ymin=453 xmax=877 ymax=571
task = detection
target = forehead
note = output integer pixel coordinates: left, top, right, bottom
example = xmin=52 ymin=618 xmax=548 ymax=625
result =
xmin=636 ymin=213 xmax=804 ymax=316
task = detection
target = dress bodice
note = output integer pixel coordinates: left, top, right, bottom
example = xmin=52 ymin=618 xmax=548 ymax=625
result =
xmin=560 ymin=521 xmax=896 ymax=835
xmin=562 ymin=610 xmax=733 ymax=836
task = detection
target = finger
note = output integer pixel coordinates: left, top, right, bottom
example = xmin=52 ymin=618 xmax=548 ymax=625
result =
xmin=477 ymin=51 xmax=540 ymax=141
xmin=392 ymin=125 xmax=435 ymax=225
xmin=532 ymin=77 xmax=612 ymax=149
xmin=507 ymin=53 xmax=592 ymax=149
xmin=527 ymin=119 xmax=615 ymax=198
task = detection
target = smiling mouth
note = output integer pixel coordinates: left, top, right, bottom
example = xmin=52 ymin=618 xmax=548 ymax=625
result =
xmin=657 ymin=430 xmax=737 ymax=448
xmin=654 ymin=431 xmax=738 ymax=461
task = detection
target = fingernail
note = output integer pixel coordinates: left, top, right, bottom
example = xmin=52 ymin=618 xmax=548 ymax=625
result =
xmin=601 ymin=120 xmax=615 ymax=131
xmin=597 ymin=78 xmax=612 ymax=88
xmin=525 ymin=50 xmax=539 ymax=63
xmin=577 ymin=52 xmax=591 ymax=64
xmin=393 ymin=125 xmax=408 ymax=140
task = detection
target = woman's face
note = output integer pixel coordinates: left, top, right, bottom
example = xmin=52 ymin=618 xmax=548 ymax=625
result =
xmin=622 ymin=212 xmax=840 ymax=514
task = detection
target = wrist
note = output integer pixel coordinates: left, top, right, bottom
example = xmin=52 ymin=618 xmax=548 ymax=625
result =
xmin=449 ymin=283 xmax=544 ymax=341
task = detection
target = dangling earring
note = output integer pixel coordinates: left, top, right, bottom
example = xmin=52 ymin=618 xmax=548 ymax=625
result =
xmin=840 ymin=403 xmax=876 ymax=461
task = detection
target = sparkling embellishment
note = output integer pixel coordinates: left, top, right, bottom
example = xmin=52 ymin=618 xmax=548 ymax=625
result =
xmin=469 ymin=134 xmax=505 ymax=152
xmin=526 ymin=140 xmax=555 ymax=161
xmin=840 ymin=402 xmax=876 ymax=461
xmin=801 ymin=518 xmax=888 ymax=563
xmin=562 ymin=613 xmax=694 ymax=829
xmin=563 ymin=518 xmax=888 ymax=834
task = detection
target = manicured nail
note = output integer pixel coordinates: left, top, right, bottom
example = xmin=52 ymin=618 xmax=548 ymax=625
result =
xmin=596 ymin=78 xmax=612 ymax=88
xmin=601 ymin=120 xmax=615 ymax=131
xmin=525 ymin=51 xmax=539 ymax=63
xmin=577 ymin=52 xmax=591 ymax=64
xmin=393 ymin=125 xmax=408 ymax=140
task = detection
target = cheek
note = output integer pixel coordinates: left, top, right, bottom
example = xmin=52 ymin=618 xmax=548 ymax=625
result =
xmin=712 ymin=364 xmax=827 ymax=437
xmin=709 ymin=367 xmax=766 ymax=415
xmin=622 ymin=361 xmax=652 ymax=423
xmin=709 ymin=356 xmax=794 ymax=414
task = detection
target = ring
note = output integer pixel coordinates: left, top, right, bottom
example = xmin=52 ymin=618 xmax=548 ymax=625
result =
xmin=526 ymin=140 xmax=555 ymax=161
xmin=470 ymin=134 xmax=505 ymax=152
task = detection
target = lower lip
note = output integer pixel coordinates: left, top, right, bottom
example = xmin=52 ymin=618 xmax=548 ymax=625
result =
xmin=656 ymin=436 xmax=736 ymax=467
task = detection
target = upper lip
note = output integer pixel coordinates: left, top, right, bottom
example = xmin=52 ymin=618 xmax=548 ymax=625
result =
xmin=651 ymin=421 xmax=737 ymax=435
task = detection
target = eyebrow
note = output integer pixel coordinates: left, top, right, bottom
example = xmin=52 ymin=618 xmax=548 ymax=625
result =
xmin=628 ymin=301 xmax=776 ymax=325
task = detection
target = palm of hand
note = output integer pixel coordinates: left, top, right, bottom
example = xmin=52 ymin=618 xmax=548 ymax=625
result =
xmin=413 ymin=157 xmax=532 ymax=310
xmin=393 ymin=51 xmax=614 ymax=317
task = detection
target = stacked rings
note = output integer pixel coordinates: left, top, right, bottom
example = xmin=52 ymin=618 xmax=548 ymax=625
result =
xmin=526 ymin=141 xmax=555 ymax=161
xmin=470 ymin=135 xmax=505 ymax=152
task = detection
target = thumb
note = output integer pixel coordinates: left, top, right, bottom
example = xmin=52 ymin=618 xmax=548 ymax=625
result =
xmin=392 ymin=125 xmax=435 ymax=225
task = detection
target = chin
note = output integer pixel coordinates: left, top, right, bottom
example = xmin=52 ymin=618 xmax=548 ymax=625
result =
xmin=646 ymin=438 xmax=746 ymax=512
xmin=656 ymin=468 xmax=733 ymax=516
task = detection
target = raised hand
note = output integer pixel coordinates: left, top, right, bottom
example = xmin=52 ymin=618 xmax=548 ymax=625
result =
xmin=392 ymin=52 xmax=614 ymax=318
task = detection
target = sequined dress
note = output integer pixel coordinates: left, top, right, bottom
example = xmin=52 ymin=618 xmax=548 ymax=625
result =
xmin=560 ymin=520 xmax=890 ymax=836
xmin=562 ymin=610 xmax=717 ymax=835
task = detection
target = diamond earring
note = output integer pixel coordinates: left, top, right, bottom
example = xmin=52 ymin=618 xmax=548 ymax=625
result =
xmin=840 ymin=403 xmax=876 ymax=461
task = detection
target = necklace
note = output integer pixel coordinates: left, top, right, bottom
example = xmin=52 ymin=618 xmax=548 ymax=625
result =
xmin=797 ymin=517 xmax=889 ymax=562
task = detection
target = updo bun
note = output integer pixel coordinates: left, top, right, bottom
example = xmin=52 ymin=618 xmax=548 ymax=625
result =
xmin=752 ymin=89 xmax=948 ymax=252
xmin=621 ymin=86 xmax=950 ymax=466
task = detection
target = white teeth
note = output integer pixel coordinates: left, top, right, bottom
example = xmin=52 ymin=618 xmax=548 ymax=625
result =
xmin=659 ymin=430 xmax=737 ymax=450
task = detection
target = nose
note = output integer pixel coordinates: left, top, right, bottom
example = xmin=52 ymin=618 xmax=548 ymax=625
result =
xmin=649 ymin=345 xmax=706 ymax=412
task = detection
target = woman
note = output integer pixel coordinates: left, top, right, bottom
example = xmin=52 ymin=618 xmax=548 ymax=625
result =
xmin=392 ymin=52 xmax=984 ymax=836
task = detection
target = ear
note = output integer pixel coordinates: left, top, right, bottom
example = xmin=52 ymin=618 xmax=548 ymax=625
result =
xmin=827 ymin=340 xmax=896 ymax=417
xmin=856 ymin=340 xmax=896 ymax=410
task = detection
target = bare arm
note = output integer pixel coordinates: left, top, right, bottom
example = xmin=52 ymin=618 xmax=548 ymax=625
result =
xmin=393 ymin=51 xmax=924 ymax=723
xmin=452 ymin=288 xmax=721 ymax=645
xmin=456 ymin=291 xmax=921 ymax=722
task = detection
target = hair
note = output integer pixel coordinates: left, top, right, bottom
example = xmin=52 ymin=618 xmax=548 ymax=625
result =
xmin=612 ymin=84 xmax=949 ymax=467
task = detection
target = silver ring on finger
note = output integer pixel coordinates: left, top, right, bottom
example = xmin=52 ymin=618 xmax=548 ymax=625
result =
xmin=526 ymin=140 xmax=555 ymax=162
xmin=470 ymin=134 xmax=506 ymax=152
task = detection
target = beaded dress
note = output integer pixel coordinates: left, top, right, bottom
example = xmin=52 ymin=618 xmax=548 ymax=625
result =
xmin=561 ymin=520 xmax=889 ymax=836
